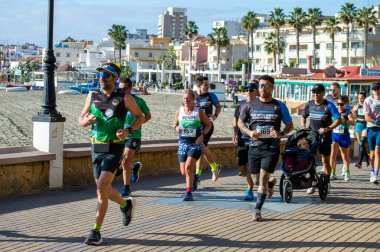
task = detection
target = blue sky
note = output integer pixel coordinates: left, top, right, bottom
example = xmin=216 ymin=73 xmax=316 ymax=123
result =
xmin=0 ymin=0 xmax=376 ymax=47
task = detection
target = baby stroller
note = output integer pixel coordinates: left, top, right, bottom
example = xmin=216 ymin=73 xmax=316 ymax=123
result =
xmin=279 ymin=129 xmax=329 ymax=203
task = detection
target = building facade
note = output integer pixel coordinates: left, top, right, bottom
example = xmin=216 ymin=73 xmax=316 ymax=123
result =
xmin=158 ymin=7 xmax=187 ymax=41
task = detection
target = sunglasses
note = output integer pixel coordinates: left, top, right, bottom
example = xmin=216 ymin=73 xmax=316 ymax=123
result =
xmin=329 ymin=89 xmax=336 ymax=91
xmin=259 ymin=83 xmax=273 ymax=89
xmin=245 ymin=89 xmax=256 ymax=92
xmin=99 ymin=71 xmax=111 ymax=79
xmin=311 ymin=90 xmax=322 ymax=94
xmin=337 ymin=103 xmax=345 ymax=106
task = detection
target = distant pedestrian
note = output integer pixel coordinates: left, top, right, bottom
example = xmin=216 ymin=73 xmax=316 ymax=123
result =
xmin=79 ymin=63 xmax=144 ymax=245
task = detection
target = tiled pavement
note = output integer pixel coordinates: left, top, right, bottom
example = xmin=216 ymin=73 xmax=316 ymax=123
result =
xmin=0 ymin=162 xmax=379 ymax=252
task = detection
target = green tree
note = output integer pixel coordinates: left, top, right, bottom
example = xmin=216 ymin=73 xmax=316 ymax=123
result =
xmin=183 ymin=20 xmax=199 ymax=70
xmin=120 ymin=60 xmax=135 ymax=79
xmin=268 ymin=8 xmax=286 ymax=71
xmin=108 ymin=24 xmax=127 ymax=64
xmin=264 ymin=32 xmax=285 ymax=68
xmin=339 ymin=2 xmax=357 ymax=66
xmin=288 ymin=7 xmax=307 ymax=66
xmin=234 ymin=59 xmax=249 ymax=71
xmin=306 ymin=8 xmax=323 ymax=68
xmin=356 ymin=6 xmax=377 ymax=68
xmin=17 ymin=60 xmax=42 ymax=82
xmin=323 ymin=17 xmax=342 ymax=64
xmin=241 ymin=11 xmax=260 ymax=72
xmin=207 ymin=27 xmax=230 ymax=66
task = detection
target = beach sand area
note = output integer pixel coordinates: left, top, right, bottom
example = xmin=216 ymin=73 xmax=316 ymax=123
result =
xmin=0 ymin=91 xmax=237 ymax=148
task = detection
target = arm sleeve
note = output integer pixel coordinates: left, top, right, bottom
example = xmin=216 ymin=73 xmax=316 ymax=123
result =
xmin=279 ymin=101 xmax=292 ymax=125
xmin=301 ymin=102 xmax=309 ymax=118
xmin=328 ymin=101 xmax=341 ymax=119
xmin=210 ymin=92 xmax=220 ymax=106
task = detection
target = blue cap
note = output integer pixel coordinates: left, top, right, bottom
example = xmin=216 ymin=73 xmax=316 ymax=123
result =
xmin=96 ymin=64 xmax=119 ymax=77
xmin=244 ymin=83 xmax=258 ymax=90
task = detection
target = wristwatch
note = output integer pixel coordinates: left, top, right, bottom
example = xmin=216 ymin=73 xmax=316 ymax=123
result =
xmin=126 ymin=127 xmax=134 ymax=134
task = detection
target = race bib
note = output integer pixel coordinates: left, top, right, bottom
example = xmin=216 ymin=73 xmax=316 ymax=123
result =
xmin=181 ymin=127 xmax=196 ymax=137
xmin=333 ymin=125 xmax=345 ymax=134
xmin=256 ymin=125 xmax=274 ymax=138
xmin=357 ymin=108 xmax=364 ymax=116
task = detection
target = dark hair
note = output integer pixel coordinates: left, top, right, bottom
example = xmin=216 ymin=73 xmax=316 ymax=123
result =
xmin=339 ymin=95 xmax=349 ymax=104
xmin=358 ymin=91 xmax=366 ymax=98
xmin=202 ymin=76 xmax=208 ymax=81
xmin=196 ymin=76 xmax=204 ymax=87
xmin=119 ymin=76 xmax=132 ymax=88
xmin=251 ymin=79 xmax=259 ymax=85
xmin=331 ymin=82 xmax=340 ymax=89
xmin=259 ymin=75 xmax=274 ymax=85
xmin=103 ymin=62 xmax=121 ymax=76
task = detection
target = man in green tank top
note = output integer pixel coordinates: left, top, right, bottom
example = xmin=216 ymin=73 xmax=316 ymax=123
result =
xmin=79 ymin=63 xmax=144 ymax=246
xmin=118 ymin=77 xmax=151 ymax=197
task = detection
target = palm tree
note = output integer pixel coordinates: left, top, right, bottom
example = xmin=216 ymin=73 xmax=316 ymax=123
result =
xmin=356 ymin=6 xmax=377 ymax=68
xmin=264 ymin=32 xmax=285 ymax=68
xmin=339 ymin=2 xmax=357 ymax=66
xmin=108 ymin=24 xmax=127 ymax=64
xmin=323 ymin=17 xmax=342 ymax=64
xmin=306 ymin=8 xmax=323 ymax=68
xmin=288 ymin=7 xmax=307 ymax=67
xmin=207 ymin=27 xmax=230 ymax=67
xmin=183 ymin=21 xmax=199 ymax=70
xmin=241 ymin=11 xmax=260 ymax=72
xmin=268 ymin=8 xmax=286 ymax=71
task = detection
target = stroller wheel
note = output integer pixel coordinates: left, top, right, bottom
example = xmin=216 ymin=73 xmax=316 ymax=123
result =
xmin=318 ymin=173 xmax=328 ymax=200
xmin=279 ymin=174 xmax=285 ymax=199
xmin=283 ymin=180 xmax=293 ymax=203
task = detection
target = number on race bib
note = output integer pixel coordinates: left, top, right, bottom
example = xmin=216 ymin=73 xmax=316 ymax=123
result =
xmin=358 ymin=108 xmax=364 ymax=116
xmin=256 ymin=125 xmax=274 ymax=138
xmin=333 ymin=125 xmax=345 ymax=134
xmin=181 ymin=127 xmax=196 ymax=137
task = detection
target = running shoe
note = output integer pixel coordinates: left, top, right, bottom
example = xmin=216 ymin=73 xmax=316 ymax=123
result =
xmin=344 ymin=172 xmax=350 ymax=181
xmin=327 ymin=183 xmax=331 ymax=193
xmin=212 ymin=164 xmax=221 ymax=181
xmin=120 ymin=197 xmax=135 ymax=226
xmin=130 ymin=162 xmax=142 ymax=183
xmin=183 ymin=192 xmax=193 ymax=201
xmin=370 ymin=172 xmax=379 ymax=185
xmin=330 ymin=174 xmax=337 ymax=180
xmin=253 ymin=209 xmax=263 ymax=221
xmin=244 ymin=189 xmax=254 ymax=201
xmin=84 ymin=230 xmax=103 ymax=246
xmin=355 ymin=163 xmax=362 ymax=169
xmin=341 ymin=167 xmax=347 ymax=176
xmin=193 ymin=174 xmax=199 ymax=192
xmin=120 ymin=186 xmax=131 ymax=197
xmin=307 ymin=187 xmax=316 ymax=194
xmin=268 ymin=178 xmax=277 ymax=199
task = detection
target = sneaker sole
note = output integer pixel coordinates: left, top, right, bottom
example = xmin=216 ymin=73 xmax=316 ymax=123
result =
xmin=85 ymin=238 xmax=103 ymax=246
xmin=133 ymin=163 xmax=142 ymax=183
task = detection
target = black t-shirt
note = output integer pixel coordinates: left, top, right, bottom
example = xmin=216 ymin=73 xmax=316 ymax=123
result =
xmin=195 ymin=92 xmax=219 ymax=117
xmin=234 ymin=100 xmax=251 ymax=146
xmin=239 ymin=98 xmax=292 ymax=147
xmin=302 ymin=99 xmax=340 ymax=143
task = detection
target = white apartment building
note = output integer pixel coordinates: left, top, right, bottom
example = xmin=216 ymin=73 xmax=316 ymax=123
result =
xmin=0 ymin=43 xmax=43 ymax=70
xmin=158 ymin=7 xmax=187 ymax=41
xmin=125 ymin=40 xmax=170 ymax=69
xmin=213 ymin=20 xmax=246 ymax=38
xmin=53 ymin=41 xmax=88 ymax=67
xmin=251 ymin=5 xmax=380 ymax=71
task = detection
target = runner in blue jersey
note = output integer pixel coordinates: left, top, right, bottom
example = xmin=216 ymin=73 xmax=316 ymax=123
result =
xmin=238 ymin=75 xmax=293 ymax=221
xmin=173 ymin=90 xmax=212 ymax=201
xmin=352 ymin=91 xmax=370 ymax=169
xmin=194 ymin=76 xmax=222 ymax=185
xmin=301 ymin=84 xmax=342 ymax=194
xmin=363 ymin=82 xmax=380 ymax=185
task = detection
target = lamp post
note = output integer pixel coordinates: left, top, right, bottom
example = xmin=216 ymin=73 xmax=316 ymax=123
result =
xmin=32 ymin=0 xmax=66 ymax=189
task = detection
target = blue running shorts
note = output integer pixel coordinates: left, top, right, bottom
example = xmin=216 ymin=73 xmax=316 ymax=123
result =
xmin=332 ymin=132 xmax=351 ymax=148
xmin=367 ymin=127 xmax=380 ymax=151
xmin=354 ymin=121 xmax=367 ymax=134
xmin=177 ymin=140 xmax=204 ymax=163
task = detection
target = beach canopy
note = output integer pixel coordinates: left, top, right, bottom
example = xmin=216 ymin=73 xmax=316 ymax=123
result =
xmin=56 ymin=64 xmax=78 ymax=72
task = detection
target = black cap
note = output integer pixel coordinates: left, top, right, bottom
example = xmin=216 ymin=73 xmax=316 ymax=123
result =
xmin=311 ymin=84 xmax=325 ymax=93
xmin=244 ymin=83 xmax=258 ymax=90
xmin=371 ymin=82 xmax=380 ymax=90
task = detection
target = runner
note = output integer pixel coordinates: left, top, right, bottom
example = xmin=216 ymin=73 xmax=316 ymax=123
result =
xmin=352 ymin=91 xmax=370 ymax=169
xmin=301 ymin=84 xmax=342 ymax=194
xmin=119 ymin=77 xmax=151 ymax=197
xmin=194 ymin=76 xmax=222 ymax=185
xmin=363 ymin=82 xmax=380 ymax=185
xmin=330 ymin=96 xmax=355 ymax=181
xmin=79 ymin=63 xmax=144 ymax=245
xmin=238 ymin=75 xmax=293 ymax=221
xmin=325 ymin=82 xmax=341 ymax=107
xmin=173 ymin=90 xmax=212 ymax=201
xmin=233 ymin=83 xmax=258 ymax=201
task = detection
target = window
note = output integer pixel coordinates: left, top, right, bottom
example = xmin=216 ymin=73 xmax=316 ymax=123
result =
xmin=149 ymin=52 xmax=153 ymax=58
xmin=315 ymin=44 xmax=320 ymax=50
xmin=56 ymin=52 xmax=60 ymax=57
xmin=135 ymin=52 xmax=139 ymax=57
xmin=342 ymin=43 xmax=348 ymax=49
xmin=326 ymin=43 xmax=333 ymax=50
xmin=66 ymin=53 xmax=70 ymax=57
xmin=299 ymin=58 xmax=307 ymax=64
xmin=255 ymin=45 xmax=261 ymax=52
xmin=351 ymin=42 xmax=364 ymax=49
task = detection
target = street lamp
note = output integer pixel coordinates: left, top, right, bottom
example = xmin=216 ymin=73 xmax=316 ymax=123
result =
xmin=32 ymin=0 xmax=65 ymax=123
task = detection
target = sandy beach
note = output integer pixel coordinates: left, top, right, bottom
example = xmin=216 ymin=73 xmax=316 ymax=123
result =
xmin=0 ymin=90 xmax=237 ymax=148
xmin=0 ymin=90 xmax=303 ymax=148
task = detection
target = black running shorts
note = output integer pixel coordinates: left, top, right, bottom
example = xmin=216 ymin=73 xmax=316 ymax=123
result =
xmin=237 ymin=145 xmax=249 ymax=166
xmin=91 ymin=143 xmax=124 ymax=179
xmin=203 ymin=123 xmax=214 ymax=146
xmin=248 ymin=144 xmax=280 ymax=174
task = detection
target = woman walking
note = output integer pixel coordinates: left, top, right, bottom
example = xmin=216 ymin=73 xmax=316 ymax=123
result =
xmin=173 ymin=90 xmax=212 ymax=201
